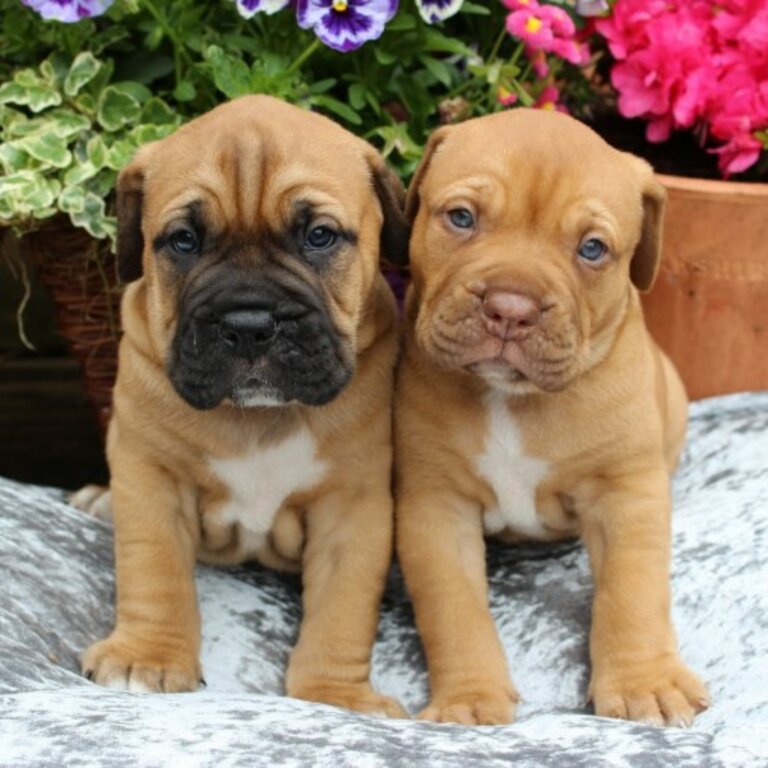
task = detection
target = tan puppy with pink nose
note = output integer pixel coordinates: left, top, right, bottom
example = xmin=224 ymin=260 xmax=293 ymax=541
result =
xmin=395 ymin=109 xmax=709 ymax=727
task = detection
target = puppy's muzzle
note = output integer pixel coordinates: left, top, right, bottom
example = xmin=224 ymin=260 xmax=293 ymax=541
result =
xmin=482 ymin=289 xmax=541 ymax=342
xmin=218 ymin=308 xmax=278 ymax=358
xmin=169 ymin=281 xmax=352 ymax=411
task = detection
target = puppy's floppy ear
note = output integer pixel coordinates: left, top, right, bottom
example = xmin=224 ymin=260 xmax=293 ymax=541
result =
xmin=116 ymin=145 xmax=153 ymax=283
xmin=404 ymin=126 xmax=449 ymax=223
xmin=365 ymin=150 xmax=410 ymax=267
xmin=627 ymin=154 xmax=667 ymax=293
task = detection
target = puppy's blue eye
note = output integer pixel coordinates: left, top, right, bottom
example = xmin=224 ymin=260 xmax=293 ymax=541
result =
xmin=448 ymin=208 xmax=474 ymax=229
xmin=578 ymin=238 xmax=607 ymax=263
xmin=169 ymin=229 xmax=199 ymax=255
xmin=305 ymin=225 xmax=337 ymax=250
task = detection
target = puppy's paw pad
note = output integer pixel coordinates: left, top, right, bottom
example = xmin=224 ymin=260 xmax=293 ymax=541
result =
xmin=419 ymin=687 xmax=519 ymax=726
xmin=69 ymin=485 xmax=113 ymax=521
xmin=292 ymin=683 xmax=407 ymax=719
xmin=592 ymin=661 xmax=709 ymax=728
xmin=82 ymin=636 xmax=201 ymax=694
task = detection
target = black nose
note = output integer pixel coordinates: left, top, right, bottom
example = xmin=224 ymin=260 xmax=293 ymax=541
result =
xmin=218 ymin=309 xmax=276 ymax=356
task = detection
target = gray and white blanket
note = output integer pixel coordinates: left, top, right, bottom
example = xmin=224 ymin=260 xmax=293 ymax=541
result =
xmin=1 ymin=392 xmax=766 ymax=767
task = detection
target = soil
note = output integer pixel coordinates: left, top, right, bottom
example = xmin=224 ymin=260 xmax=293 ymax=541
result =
xmin=589 ymin=113 xmax=768 ymax=183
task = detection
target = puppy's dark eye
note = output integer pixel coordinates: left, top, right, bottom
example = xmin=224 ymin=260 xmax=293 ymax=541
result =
xmin=305 ymin=225 xmax=337 ymax=250
xmin=169 ymin=229 xmax=200 ymax=255
xmin=578 ymin=238 xmax=607 ymax=263
xmin=448 ymin=208 xmax=474 ymax=229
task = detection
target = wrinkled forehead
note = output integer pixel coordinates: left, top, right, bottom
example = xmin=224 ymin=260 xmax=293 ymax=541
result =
xmin=423 ymin=119 xmax=640 ymax=224
xmin=141 ymin=116 xmax=373 ymax=231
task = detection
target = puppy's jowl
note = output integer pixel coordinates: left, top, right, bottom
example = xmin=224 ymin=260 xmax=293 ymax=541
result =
xmin=395 ymin=110 xmax=709 ymax=726
xmin=79 ymin=95 xmax=408 ymax=716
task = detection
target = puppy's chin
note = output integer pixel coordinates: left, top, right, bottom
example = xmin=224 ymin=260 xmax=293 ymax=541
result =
xmin=468 ymin=360 xmax=543 ymax=396
xmin=169 ymin=357 xmax=354 ymax=411
xmin=467 ymin=360 xmax=570 ymax=396
xmin=228 ymin=386 xmax=290 ymax=409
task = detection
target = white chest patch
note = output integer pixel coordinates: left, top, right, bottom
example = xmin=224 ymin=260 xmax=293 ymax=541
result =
xmin=475 ymin=393 xmax=549 ymax=538
xmin=209 ymin=427 xmax=327 ymax=553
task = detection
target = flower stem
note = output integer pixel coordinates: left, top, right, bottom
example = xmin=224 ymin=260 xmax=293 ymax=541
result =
xmin=142 ymin=0 xmax=191 ymax=84
xmin=287 ymin=39 xmax=322 ymax=75
xmin=486 ymin=24 xmax=508 ymax=66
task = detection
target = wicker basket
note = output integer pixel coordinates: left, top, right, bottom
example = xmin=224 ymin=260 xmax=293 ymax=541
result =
xmin=21 ymin=220 xmax=123 ymax=437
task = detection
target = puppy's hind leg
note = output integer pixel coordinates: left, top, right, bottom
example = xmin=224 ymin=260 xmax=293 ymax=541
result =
xmin=69 ymin=485 xmax=113 ymax=522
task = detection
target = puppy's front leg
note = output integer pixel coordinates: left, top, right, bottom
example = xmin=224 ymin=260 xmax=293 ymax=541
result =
xmin=82 ymin=452 xmax=202 ymax=693
xmin=286 ymin=489 xmax=405 ymax=718
xmin=397 ymin=491 xmax=518 ymax=725
xmin=581 ymin=469 xmax=709 ymax=726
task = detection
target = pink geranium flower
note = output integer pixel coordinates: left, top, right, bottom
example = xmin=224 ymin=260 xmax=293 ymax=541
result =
xmin=500 ymin=0 xmax=594 ymax=116
xmin=506 ymin=8 xmax=556 ymax=48
xmin=595 ymin=0 xmax=768 ymax=175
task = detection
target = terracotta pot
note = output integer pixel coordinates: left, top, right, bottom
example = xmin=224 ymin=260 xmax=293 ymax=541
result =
xmin=642 ymin=173 xmax=768 ymax=401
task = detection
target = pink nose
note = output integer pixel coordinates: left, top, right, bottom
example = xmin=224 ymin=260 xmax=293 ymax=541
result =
xmin=482 ymin=289 xmax=541 ymax=339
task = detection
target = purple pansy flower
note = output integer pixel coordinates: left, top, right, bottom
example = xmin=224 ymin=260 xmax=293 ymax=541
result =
xmin=231 ymin=0 xmax=291 ymax=18
xmin=21 ymin=0 xmax=113 ymax=22
xmin=296 ymin=0 xmax=398 ymax=53
xmin=415 ymin=0 xmax=464 ymax=24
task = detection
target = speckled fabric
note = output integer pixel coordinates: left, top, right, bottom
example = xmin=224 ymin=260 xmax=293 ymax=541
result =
xmin=0 ymin=392 xmax=766 ymax=767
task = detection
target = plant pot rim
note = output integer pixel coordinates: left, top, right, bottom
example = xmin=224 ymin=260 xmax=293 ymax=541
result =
xmin=655 ymin=172 xmax=768 ymax=200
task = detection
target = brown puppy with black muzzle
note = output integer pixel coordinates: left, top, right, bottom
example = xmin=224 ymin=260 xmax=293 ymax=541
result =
xmin=79 ymin=95 xmax=409 ymax=717
xmin=395 ymin=109 xmax=709 ymax=727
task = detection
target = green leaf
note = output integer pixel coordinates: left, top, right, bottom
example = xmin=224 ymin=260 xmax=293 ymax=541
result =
xmin=419 ymin=55 xmax=453 ymax=88
xmin=14 ymin=132 xmax=72 ymax=168
xmin=0 ymin=144 xmax=27 ymax=174
xmin=7 ymin=110 xmax=91 ymax=140
xmin=370 ymin=124 xmax=421 ymax=162
xmin=141 ymin=97 xmax=177 ymax=126
xmin=348 ymin=83 xmax=366 ymax=111
xmin=306 ymin=78 xmax=337 ymax=95
xmin=59 ymin=185 xmax=86 ymax=214
xmin=205 ymin=45 xmax=253 ymax=99
xmin=40 ymin=54 xmax=70 ymax=87
xmin=130 ymin=123 xmax=177 ymax=146
xmin=86 ymin=168 xmax=117 ymax=199
xmin=0 ymin=76 xmax=62 ymax=113
xmin=97 ymin=84 xmax=143 ymax=131
xmin=423 ymin=29 xmax=475 ymax=56
xmin=145 ymin=25 xmax=164 ymax=51
xmin=113 ymin=81 xmax=152 ymax=104
xmin=68 ymin=191 xmax=116 ymax=240
xmin=460 ymin=1 xmax=492 ymax=15
xmin=485 ymin=60 xmax=502 ymax=85
xmin=0 ymin=197 xmax=14 ymax=221
xmin=374 ymin=48 xmax=398 ymax=66
xmin=106 ymin=139 xmax=138 ymax=170
xmin=86 ymin=135 xmax=108 ymax=168
xmin=173 ymin=81 xmax=196 ymax=102
xmin=118 ymin=53 xmax=174 ymax=86
xmin=74 ymin=93 xmax=97 ymax=115
xmin=64 ymin=161 xmax=100 ymax=186
xmin=312 ymin=95 xmax=362 ymax=126
xmin=64 ymin=52 xmax=103 ymax=97
xmin=0 ymin=172 xmax=61 ymax=218
xmin=387 ymin=13 xmax=418 ymax=30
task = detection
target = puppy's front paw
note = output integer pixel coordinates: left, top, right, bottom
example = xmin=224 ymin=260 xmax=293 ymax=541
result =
xmin=419 ymin=684 xmax=519 ymax=725
xmin=290 ymin=681 xmax=407 ymax=719
xmin=591 ymin=658 xmax=709 ymax=727
xmin=82 ymin=634 xmax=202 ymax=693
xmin=69 ymin=484 xmax=113 ymax=521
